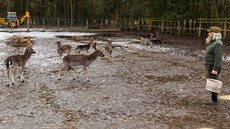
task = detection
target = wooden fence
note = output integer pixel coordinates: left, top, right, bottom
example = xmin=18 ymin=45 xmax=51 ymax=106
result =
xmin=136 ymin=18 xmax=230 ymax=39
xmin=27 ymin=17 xmax=230 ymax=39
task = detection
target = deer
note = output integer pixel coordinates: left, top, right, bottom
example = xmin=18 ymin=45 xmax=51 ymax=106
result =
xmin=101 ymin=40 xmax=113 ymax=62
xmin=140 ymin=37 xmax=152 ymax=46
xmin=75 ymin=43 xmax=92 ymax=54
xmin=56 ymin=41 xmax=72 ymax=57
xmin=58 ymin=43 xmax=105 ymax=81
xmin=4 ymin=46 xmax=36 ymax=86
xmin=75 ymin=37 xmax=94 ymax=54
xmin=150 ymin=37 xmax=164 ymax=47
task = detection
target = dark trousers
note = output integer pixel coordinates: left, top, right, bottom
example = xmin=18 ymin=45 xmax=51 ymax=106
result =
xmin=205 ymin=64 xmax=221 ymax=102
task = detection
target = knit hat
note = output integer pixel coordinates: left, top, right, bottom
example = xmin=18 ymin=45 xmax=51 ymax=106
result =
xmin=207 ymin=26 xmax=221 ymax=33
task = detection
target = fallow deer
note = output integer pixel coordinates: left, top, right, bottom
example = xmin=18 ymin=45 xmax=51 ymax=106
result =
xmin=58 ymin=43 xmax=105 ymax=81
xmin=56 ymin=41 xmax=72 ymax=57
xmin=75 ymin=37 xmax=94 ymax=54
xmin=150 ymin=37 xmax=164 ymax=46
xmin=75 ymin=43 xmax=92 ymax=54
xmin=4 ymin=46 xmax=36 ymax=86
xmin=140 ymin=37 xmax=152 ymax=46
xmin=101 ymin=40 xmax=113 ymax=62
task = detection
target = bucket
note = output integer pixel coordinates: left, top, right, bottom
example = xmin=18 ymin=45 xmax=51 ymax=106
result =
xmin=206 ymin=78 xmax=223 ymax=93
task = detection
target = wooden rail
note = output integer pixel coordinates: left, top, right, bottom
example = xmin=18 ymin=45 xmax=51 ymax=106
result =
xmin=136 ymin=18 xmax=230 ymax=39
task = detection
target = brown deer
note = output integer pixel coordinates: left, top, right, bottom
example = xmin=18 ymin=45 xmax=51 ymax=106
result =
xmin=58 ymin=43 xmax=105 ymax=81
xmin=75 ymin=43 xmax=92 ymax=54
xmin=102 ymin=40 xmax=113 ymax=62
xmin=150 ymin=37 xmax=164 ymax=47
xmin=4 ymin=46 xmax=36 ymax=86
xmin=75 ymin=37 xmax=94 ymax=54
xmin=56 ymin=41 xmax=72 ymax=57
xmin=140 ymin=37 xmax=152 ymax=46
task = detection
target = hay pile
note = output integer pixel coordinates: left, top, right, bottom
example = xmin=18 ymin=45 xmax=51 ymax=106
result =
xmin=7 ymin=35 xmax=33 ymax=47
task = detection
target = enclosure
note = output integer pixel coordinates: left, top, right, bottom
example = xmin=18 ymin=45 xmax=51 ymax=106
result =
xmin=0 ymin=28 xmax=229 ymax=129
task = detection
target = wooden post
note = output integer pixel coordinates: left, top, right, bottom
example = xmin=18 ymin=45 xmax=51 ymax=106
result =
xmin=86 ymin=18 xmax=88 ymax=29
xmin=193 ymin=19 xmax=196 ymax=31
xmin=137 ymin=20 xmax=140 ymax=31
xmin=161 ymin=20 xmax=164 ymax=32
xmin=177 ymin=20 xmax=180 ymax=35
xmin=189 ymin=19 xmax=192 ymax=32
xmin=43 ymin=18 xmax=45 ymax=29
xmin=148 ymin=19 xmax=151 ymax=31
xmin=183 ymin=20 xmax=186 ymax=32
xmin=57 ymin=18 xmax=60 ymax=27
xmin=198 ymin=20 xmax=201 ymax=37
xmin=223 ymin=21 xmax=227 ymax=39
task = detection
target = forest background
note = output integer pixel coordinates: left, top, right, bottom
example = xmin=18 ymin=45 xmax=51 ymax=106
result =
xmin=0 ymin=0 xmax=229 ymax=22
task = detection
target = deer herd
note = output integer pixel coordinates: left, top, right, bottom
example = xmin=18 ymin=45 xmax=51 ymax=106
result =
xmin=3 ymin=33 xmax=163 ymax=86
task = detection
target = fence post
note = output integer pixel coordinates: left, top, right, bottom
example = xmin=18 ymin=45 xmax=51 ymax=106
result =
xmin=189 ymin=19 xmax=192 ymax=32
xmin=161 ymin=20 xmax=164 ymax=32
xmin=224 ymin=21 xmax=227 ymax=39
xmin=193 ymin=19 xmax=196 ymax=31
xmin=57 ymin=18 xmax=60 ymax=28
xmin=86 ymin=18 xmax=88 ymax=29
xmin=177 ymin=20 xmax=180 ymax=35
xmin=101 ymin=19 xmax=103 ymax=29
xmin=183 ymin=20 xmax=186 ymax=32
xmin=198 ymin=20 xmax=201 ymax=37
xmin=137 ymin=20 xmax=140 ymax=31
xmin=43 ymin=18 xmax=45 ymax=29
xmin=148 ymin=19 xmax=151 ymax=31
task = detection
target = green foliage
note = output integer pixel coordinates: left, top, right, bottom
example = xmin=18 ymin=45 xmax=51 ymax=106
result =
xmin=0 ymin=0 xmax=230 ymax=20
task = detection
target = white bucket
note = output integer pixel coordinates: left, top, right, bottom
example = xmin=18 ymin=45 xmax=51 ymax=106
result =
xmin=206 ymin=78 xmax=223 ymax=93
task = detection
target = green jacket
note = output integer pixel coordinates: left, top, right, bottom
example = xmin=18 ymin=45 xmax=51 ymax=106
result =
xmin=205 ymin=39 xmax=223 ymax=71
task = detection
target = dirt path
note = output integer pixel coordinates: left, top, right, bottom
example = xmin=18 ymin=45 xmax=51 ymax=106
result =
xmin=0 ymin=34 xmax=229 ymax=129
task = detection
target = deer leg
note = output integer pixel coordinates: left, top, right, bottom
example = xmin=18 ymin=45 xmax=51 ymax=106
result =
xmin=20 ymin=68 xmax=25 ymax=83
xmin=58 ymin=63 xmax=69 ymax=80
xmin=108 ymin=55 xmax=112 ymax=62
xmin=9 ymin=69 xmax=16 ymax=86
xmin=105 ymin=52 xmax=108 ymax=59
xmin=79 ymin=70 xmax=85 ymax=78
xmin=67 ymin=66 xmax=76 ymax=80
xmin=85 ymin=69 xmax=89 ymax=82
xmin=6 ymin=69 xmax=10 ymax=86
xmin=79 ymin=66 xmax=89 ymax=81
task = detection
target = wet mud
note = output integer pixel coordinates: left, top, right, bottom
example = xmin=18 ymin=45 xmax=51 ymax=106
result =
xmin=0 ymin=32 xmax=230 ymax=129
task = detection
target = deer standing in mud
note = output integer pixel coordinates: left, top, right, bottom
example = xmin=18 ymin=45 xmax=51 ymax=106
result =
xmin=149 ymin=37 xmax=165 ymax=47
xmin=75 ymin=37 xmax=94 ymax=54
xmin=58 ymin=43 xmax=105 ymax=81
xmin=75 ymin=42 xmax=92 ymax=54
xmin=4 ymin=46 xmax=36 ymax=86
xmin=102 ymin=40 xmax=113 ymax=62
xmin=56 ymin=41 xmax=72 ymax=58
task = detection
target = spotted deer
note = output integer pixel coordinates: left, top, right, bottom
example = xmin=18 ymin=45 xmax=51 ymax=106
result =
xmin=75 ymin=37 xmax=94 ymax=54
xmin=4 ymin=46 xmax=36 ymax=86
xmin=56 ymin=41 xmax=72 ymax=57
xmin=75 ymin=43 xmax=92 ymax=54
xmin=58 ymin=43 xmax=105 ymax=81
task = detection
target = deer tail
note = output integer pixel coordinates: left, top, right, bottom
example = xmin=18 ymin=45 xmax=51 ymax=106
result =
xmin=4 ymin=60 xmax=12 ymax=69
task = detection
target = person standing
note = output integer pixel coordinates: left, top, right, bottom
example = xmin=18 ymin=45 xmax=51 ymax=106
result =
xmin=205 ymin=26 xmax=224 ymax=105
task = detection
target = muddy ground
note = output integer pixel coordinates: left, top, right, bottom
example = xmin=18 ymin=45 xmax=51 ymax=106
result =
xmin=0 ymin=31 xmax=230 ymax=129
